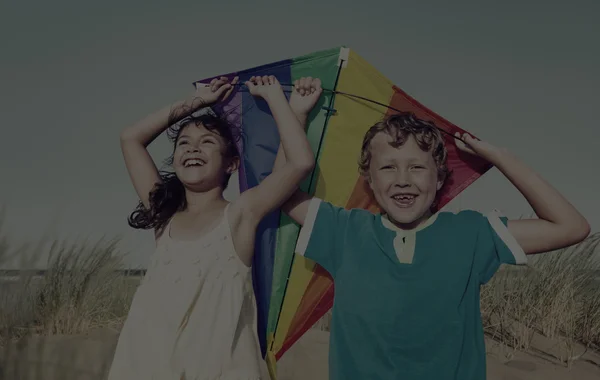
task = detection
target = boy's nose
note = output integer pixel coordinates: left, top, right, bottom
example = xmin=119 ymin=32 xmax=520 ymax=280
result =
xmin=394 ymin=180 xmax=412 ymax=188
xmin=394 ymin=171 xmax=411 ymax=187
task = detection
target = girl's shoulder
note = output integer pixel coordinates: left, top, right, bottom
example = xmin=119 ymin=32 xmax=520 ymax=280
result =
xmin=224 ymin=199 xmax=244 ymax=228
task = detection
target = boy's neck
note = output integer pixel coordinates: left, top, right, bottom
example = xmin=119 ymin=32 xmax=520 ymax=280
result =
xmin=383 ymin=209 xmax=435 ymax=232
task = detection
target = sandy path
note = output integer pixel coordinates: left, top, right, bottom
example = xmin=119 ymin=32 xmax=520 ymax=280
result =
xmin=0 ymin=328 xmax=598 ymax=379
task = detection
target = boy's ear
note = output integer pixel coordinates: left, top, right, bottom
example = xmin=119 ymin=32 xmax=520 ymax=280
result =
xmin=362 ymin=172 xmax=374 ymax=189
xmin=436 ymin=170 xmax=447 ymax=191
xmin=436 ymin=179 xmax=444 ymax=191
xmin=360 ymin=169 xmax=369 ymax=181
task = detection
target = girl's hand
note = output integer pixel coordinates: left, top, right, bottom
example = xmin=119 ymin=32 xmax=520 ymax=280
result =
xmin=289 ymin=77 xmax=323 ymax=117
xmin=245 ymin=75 xmax=284 ymax=101
xmin=194 ymin=76 xmax=238 ymax=106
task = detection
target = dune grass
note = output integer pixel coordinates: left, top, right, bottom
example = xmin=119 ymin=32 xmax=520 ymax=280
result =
xmin=0 ymin=216 xmax=137 ymax=345
xmin=314 ymin=232 xmax=600 ymax=367
xmin=0 ymin=211 xmax=599 ymax=369
xmin=480 ymin=232 xmax=600 ymax=366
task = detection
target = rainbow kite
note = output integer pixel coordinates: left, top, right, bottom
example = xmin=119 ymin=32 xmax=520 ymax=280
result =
xmin=193 ymin=46 xmax=492 ymax=378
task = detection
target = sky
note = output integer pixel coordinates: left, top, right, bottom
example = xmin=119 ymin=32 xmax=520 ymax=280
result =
xmin=0 ymin=0 xmax=598 ymax=269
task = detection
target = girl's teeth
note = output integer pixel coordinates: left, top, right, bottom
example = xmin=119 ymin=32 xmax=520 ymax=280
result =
xmin=185 ymin=159 xmax=204 ymax=167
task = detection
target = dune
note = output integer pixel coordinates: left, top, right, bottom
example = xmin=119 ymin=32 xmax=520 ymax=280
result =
xmin=1 ymin=217 xmax=598 ymax=379
xmin=278 ymin=329 xmax=600 ymax=380
xmin=0 ymin=328 xmax=598 ymax=379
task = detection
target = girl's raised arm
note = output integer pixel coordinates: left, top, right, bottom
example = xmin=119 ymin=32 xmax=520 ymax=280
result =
xmin=120 ymin=77 xmax=236 ymax=208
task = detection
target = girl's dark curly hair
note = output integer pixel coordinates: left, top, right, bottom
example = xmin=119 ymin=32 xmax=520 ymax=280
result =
xmin=127 ymin=106 xmax=241 ymax=233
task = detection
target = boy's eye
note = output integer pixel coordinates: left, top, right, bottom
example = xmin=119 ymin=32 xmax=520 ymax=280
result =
xmin=178 ymin=140 xmax=188 ymax=145
xmin=411 ymin=165 xmax=425 ymax=170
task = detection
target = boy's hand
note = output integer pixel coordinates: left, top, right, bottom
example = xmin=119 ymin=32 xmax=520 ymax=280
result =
xmin=454 ymin=132 xmax=503 ymax=162
xmin=246 ymin=75 xmax=284 ymax=101
xmin=194 ymin=76 xmax=238 ymax=106
xmin=289 ymin=77 xmax=323 ymax=117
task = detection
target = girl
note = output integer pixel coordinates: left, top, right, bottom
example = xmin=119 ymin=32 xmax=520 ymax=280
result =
xmin=108 ymin=75 xmax=322 ymax=380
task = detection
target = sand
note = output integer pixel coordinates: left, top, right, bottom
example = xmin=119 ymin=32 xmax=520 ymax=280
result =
xmin=0 ymin=328 xmax=598 ymax=379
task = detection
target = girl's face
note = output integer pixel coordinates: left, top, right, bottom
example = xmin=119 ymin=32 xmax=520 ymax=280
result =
xmin=172 ymin=123 xmax=238 ymax=191
xmin=366 ymin=132 xmax=443 ymax=229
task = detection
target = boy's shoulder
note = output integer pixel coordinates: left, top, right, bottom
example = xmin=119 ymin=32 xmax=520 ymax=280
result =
xmin=346 ymin=205 xmax=378 ymax=217
xmin=439 ymin=209 xmax=484 ymax=220
xmin=434 ymin=209 xmax=500 ymax=232
xmin=315 ymin=199 xmax=379 ymax=228
xmin=438 ymin=208 xmax=496 ymax=221
xmin=343 ymin=205 xmax=383 ymax=226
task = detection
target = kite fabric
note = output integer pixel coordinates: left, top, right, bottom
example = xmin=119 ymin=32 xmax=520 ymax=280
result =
xmin=193 ymin=46 xmax=492 ymax=379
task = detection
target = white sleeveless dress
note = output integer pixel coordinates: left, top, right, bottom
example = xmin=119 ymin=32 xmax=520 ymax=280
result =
xmin=107 ymin=205 xmax=264 ymax=380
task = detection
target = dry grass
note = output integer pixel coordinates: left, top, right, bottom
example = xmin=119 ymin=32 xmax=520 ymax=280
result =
xmin=313 ymin=233 xmax=600 ymax=367
xmin=0 ymin=214 xmax=137 ymax=346
xmin=1 ymin=209 xmax=599 ymax=371
xmin=481 ymin=233 xmax=600 ymax=366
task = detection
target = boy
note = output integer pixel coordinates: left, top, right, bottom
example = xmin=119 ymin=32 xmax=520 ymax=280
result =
xmin=277 ymin=77 xmax=590 ymax=379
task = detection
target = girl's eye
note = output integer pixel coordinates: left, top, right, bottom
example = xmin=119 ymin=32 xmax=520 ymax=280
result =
xmin=178 ymin=140 xmax=188 ymax=145
xmin=380 ymin=165 xmax=394 ymax=170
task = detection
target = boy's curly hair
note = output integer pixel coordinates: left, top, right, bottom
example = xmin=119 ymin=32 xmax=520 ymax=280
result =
xmin=127 ymin=108 xmax=241 ymax=233
xmin=358 ymin=112 xmax=449 ymax=182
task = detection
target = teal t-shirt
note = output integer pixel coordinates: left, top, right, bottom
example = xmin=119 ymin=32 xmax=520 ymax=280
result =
xmin=295 ymin=198 xmax=527 ymax=380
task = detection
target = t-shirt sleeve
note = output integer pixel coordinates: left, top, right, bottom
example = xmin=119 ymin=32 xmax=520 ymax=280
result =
xmin=474 ymin=209 xmax=528 ymax=285
xmin=294 ymin=198 xmax=350 ymax=277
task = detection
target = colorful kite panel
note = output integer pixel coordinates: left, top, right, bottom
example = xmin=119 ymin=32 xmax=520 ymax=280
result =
xmin=193 ymin=46 xmax=492 ymax=378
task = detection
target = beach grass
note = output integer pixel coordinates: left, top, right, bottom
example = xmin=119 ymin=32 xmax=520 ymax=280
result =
xmin=0 ymin=213 xmax=599 ymax=369
xmin=0 ymin=217 xmax=137 ymax=345
xmin=480 ymin=232 xmax=600 ymax=366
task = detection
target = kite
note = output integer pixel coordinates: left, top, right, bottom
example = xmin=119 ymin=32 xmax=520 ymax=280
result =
xmin=193 ymin=46 xmax=492 ymax=379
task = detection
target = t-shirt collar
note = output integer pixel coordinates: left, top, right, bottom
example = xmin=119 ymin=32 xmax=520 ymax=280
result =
xmin=380 ymin=212 xmax=439 ymax=235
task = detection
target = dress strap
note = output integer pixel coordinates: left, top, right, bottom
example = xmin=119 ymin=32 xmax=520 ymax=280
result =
xmin=222 ymin=202 xmax=232 ymax=231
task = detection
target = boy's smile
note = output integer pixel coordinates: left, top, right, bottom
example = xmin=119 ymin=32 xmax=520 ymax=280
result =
xmin=366 ymin=132 xmax=443 ymax=229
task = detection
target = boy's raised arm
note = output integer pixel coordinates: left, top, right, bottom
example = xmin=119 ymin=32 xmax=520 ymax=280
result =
xmin=271 ymin=116 xmax=313 ymax=226
xmin=235 ymin=76 xmax=315 ymax=225
xmin=456 ymin=133 xmax=590 ymax=254
xmin=279 ymin=185 xmax=314 ymax=227
xmin=272 ymin=77 xmax=323 ymax=226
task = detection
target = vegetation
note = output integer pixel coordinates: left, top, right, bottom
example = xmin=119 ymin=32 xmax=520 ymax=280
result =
xmin=0 ymin=217 xmax=137 ymax=345
xmin=0 ymin=213 xmax=598 ymax=369
xmin=480 ymin=232 xmax=600 ymax=366
xmin=315 ymin=232 xmax=600 ymax=367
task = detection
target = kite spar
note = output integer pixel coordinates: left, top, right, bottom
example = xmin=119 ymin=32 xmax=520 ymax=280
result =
xmin=193 ymin=46 xmax=492 ymax=379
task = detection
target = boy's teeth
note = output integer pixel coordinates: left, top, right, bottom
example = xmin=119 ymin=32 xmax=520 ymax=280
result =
xmin=393 ymin=195 xmax=415 ymax=200
xmin=392 ymin=194 xmax=417 ymax=207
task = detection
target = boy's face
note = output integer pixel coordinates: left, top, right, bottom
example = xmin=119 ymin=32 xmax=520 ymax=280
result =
xmin=366 ymin=132 xmax=443 ymax=228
